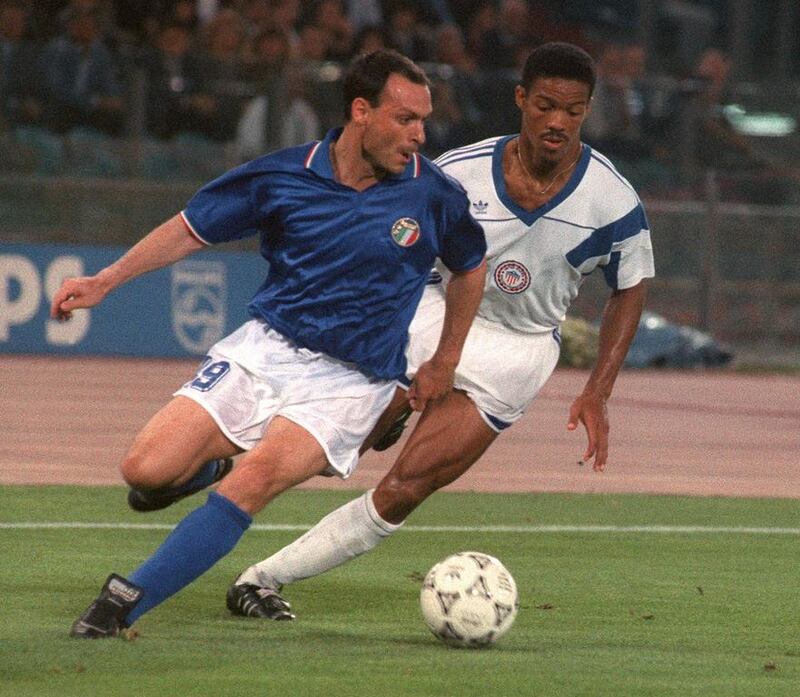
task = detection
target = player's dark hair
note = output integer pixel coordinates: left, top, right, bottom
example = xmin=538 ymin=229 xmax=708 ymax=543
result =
xmin=341 ymin=49 xmax=430 ymax=121
xmin=520 ymin=42 xmax=596 ymax=97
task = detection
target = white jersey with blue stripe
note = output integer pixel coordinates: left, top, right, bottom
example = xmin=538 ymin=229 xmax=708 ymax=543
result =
xmin=434 ymin=135 xmax=655 ymax=333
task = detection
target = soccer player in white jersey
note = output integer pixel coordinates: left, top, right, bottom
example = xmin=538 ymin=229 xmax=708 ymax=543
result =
xmin=51 ymin=49 xmax=487 ymax=637
xmin=227 ymin=41 xmax=655 ymax=620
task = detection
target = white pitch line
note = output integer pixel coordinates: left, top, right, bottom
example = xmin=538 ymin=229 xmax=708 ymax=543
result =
xmin=2 ymin=522 xmax=800 ymax=535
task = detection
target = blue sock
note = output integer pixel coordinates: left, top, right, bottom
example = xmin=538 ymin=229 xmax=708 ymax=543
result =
xmin=125 ymin=492 xmax=251 ymax=624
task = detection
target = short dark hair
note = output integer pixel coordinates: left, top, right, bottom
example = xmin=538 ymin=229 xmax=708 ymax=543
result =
xmin=341 ymin=49 xmax=430 ymax=121
xmin=520 ymin=42 xmax=596 ymax=97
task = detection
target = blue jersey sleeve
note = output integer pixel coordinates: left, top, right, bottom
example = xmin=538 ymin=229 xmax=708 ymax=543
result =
xmin=564 ymin=202 xmax=651 ymax=289
xmin=438 ymin=186 xmax=487 ymax=273
xmin=182 ymin=162 xmax=264 ymax=244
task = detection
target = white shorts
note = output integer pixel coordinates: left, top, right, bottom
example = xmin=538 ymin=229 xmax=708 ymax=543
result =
xmin=402 ymin=285 xmax=561 ymax=432
xmin=174 ymin=319 xmax=396 ymax=478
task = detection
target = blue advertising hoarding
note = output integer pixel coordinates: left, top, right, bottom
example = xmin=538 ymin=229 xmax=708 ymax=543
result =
xmin=1 ymin=242 xmax=268 ymax=358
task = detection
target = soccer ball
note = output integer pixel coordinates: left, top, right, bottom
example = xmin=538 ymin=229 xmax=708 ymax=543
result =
xmin=420 ymin=551 xmax=518 ymax=648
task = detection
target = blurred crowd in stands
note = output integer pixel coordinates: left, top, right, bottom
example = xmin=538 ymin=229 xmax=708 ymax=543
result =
xmin=2 ymin=0 xmax=799 ymax=202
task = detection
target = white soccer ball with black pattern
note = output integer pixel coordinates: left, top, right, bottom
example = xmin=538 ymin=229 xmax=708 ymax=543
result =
xmin=419 ymin=551 xmax=518 ymax=648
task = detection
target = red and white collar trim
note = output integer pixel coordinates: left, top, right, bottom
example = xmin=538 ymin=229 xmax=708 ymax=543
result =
xmin=306 ymin=138 xmax=420 ymax=179
xmin=304 ymin=141 xmax=323 ymax=168
xmin=410 ymin=152 xmax=420 ymax=178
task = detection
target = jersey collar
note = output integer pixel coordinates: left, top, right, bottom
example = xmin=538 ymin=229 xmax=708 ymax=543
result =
xmin=305 ymin=127 xmax=421 ymax=182
xmin=492 ymin=134 xmax=591 ymax=226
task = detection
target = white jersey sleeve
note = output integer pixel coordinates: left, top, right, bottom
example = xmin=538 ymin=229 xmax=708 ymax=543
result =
xmin=435 ymin=137 xmax=655 ymax=333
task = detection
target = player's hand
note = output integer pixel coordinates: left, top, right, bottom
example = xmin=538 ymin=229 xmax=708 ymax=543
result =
xmin=567 ymin=390 xmax=609 ymax=472
xmin=50 ymin=275 xmax=109 ymax=321
xmin=408 ymin=358 xmax=455 ymax=412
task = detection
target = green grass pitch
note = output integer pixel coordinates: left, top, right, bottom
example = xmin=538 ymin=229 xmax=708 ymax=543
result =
xmin=1 ymin=486 xmax=799 ymax=697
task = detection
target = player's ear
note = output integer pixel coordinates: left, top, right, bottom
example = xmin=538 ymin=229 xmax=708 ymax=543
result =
xmin=514 ymin=85 xmax=526 ymax=111
xmin=351 ymin=97 xmax=371 ymax=125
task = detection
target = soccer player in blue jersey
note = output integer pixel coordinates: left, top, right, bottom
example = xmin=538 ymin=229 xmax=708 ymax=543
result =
xmin=52 ymin=49 xmax=487 ymax=637
xmin=226 ymin=42 xmax=656 ymax=620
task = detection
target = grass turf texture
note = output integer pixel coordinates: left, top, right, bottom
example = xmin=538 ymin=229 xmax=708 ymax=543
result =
xmin=1 ymin=486 xmax=799 ymax=697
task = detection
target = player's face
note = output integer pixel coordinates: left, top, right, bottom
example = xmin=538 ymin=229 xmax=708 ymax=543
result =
xmin=515 ymin=77 xmax=591 ymax=165
xmin=359 ymin=74 xmax=432 ymax=175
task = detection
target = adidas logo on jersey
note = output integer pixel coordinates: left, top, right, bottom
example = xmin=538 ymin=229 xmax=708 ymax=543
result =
xmin=472 ymin=200 xmax=489 ymax=215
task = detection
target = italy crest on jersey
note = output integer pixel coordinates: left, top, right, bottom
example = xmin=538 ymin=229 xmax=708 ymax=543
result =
xmin=494 ymin=260 xmax=531 ymax=294
xmin=390 ymin=217 xmax=420 ymax=247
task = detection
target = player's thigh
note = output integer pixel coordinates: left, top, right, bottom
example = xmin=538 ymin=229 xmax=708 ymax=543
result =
xmin=122 ymin=395 xmax=239 ymax=486
xmin=216 ymin=415 xmax=329 ymax=515
xmin=381 ymin=390 xmax=497 ymax=494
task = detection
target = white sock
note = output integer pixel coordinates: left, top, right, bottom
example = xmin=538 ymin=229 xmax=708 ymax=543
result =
xmin=237 ymin=489 xmax=402 ymax=589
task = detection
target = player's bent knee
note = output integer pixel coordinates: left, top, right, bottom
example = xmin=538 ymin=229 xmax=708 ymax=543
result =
xmin=119 ymin=451 xmax=172 ymax=490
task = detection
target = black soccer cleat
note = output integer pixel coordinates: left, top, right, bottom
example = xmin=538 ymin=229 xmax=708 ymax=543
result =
xmin=226 ymin=582 xmax=295 ymax=621
xmin=372 ymin=407 xmax=413 ymax=452
xmin=70 ymin=573 xmax=143 ymax=639
xmin=127 ymin=457 xmax=234 ymax=512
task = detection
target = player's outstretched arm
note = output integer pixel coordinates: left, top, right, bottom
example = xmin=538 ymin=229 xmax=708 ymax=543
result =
xmin=409 ymin=259 xmax=486 ymax=412
xmin=567 ymin=281 xmax=646 ymax=471
xmin=50 ymin=214 xmax=205 ymax=321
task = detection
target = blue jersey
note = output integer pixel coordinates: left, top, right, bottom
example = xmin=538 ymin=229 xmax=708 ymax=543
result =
xmin=182 ymin=128 xmax=486 ymax=380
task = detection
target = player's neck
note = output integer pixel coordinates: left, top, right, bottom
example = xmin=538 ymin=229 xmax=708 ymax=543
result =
xmin=519 ymin=139 xmax=582 ymax=181
xmin=332 ymin=129 xmax=380 ymax=191
xmin=504 ymin=139 xmax=581 ymax=211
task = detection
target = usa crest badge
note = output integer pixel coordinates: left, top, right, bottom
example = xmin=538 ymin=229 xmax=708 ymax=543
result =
xmin=494 ymin=260 xmax=531 ymax=294
xmin=390 ymin=217 xmax=420 ymax=247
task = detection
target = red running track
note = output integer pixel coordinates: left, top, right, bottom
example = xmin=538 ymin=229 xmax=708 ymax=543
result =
xmin=2 ymin=356 xmax=798 ymax=498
